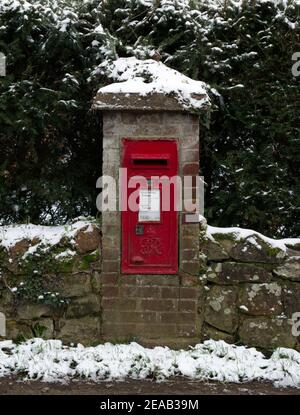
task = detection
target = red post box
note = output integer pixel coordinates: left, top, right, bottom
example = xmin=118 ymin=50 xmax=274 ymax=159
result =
xmin=121 ymin=139 xmax=178 ymax=274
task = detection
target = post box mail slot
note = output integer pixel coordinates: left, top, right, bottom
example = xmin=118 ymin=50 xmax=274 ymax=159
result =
xmin=121 ymin=139 xmax=178 ymax=274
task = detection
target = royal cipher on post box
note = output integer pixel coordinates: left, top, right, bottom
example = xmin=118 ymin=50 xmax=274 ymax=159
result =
xmin=93 ymin=57 xmax=210 ymax=344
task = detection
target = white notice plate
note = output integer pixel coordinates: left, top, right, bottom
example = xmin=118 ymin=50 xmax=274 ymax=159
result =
xmin=139 ymin=189 xmax=160 ymax=222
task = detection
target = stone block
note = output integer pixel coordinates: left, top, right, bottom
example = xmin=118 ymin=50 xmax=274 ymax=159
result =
xmin=140 ymin=299 xmax=177 ymax=312
xmin=204 ymin=285 xmax=238 ymax=334
xmin=181 ymin=135 xmax=199 ymax=149
xmin=181 ymin=237 xmax=198 ymax=250
xmin=91 ymin=271 xmax=102 ymax=293
xmin=230 ymin=234 xmax=285 ymax=264
xmin=159 ymin=312 xmax=195 ymax=324
xmin=102 ymin=260 xmax=120 ymax=273
xmin=134 ymin=323 xmax=177 ymax=338
xmin=202 ymin=324 xmax=235 ymax=343
xmin=182 ymin=249 xmax=199 ymax=261
xmin=180 ymin=274 xmax=200 ymax=286
xmin=182 ymin=149 xmax=199 ymax=163
xmin=102 ymin=235 xmax=119 ymax=250
xmin=101 ymin=322 xmax=137 ymax=338
xmin=239 ymin=317 xmax=297 ymax=350
xmin=181 ymin=224 xmax=200 ymax=238
xmin=6 ymin=320 xmax=32 ymax=340
xmin=200 ymin=237 xmax=229 ymax=261
xmin=160 ymin=286 xmax=180 ymax=298
xmin=17 ymin=303 xmax=54 ymax=320
xmin=102 ymin=247 xmax=120 ymax=260
xmin=120 ymin=274 xmax=180 ymax=286
xmin=8 ymin=239 xmax=31 ymax=258
xmin=206 ymin=262 xmax=272 ymax=284
xmin=102 ymin=134 xmax=119 ymax=149
xmin=179 ymin=287 xmax=200 ymax=299
xmin=274 ymin=256 xmax=300 ymax=281
xmin=238 ymin=283 xmax=282 ymax=316
xmin=66 ymin=294 xmax=100 ymax=318
xmin=177 ymin=324 xmax=197 ymax=338
xmin=58 ymin=316 xmax=100 ymax=345
xmin=102 ymin=212 xmax=119 ymax=226
xmin=102 ymin=310 xmax=157 ymax=324
xmin=181 ymin=260 xmax=199 ymax=275
xmin=0 ymin=290 xmax=15 ymax=318
xmin=178 ymin=299 xmax=197 ymax=312
xmin=121 ymin=285 xmax=160 ymax=298
xmin=103 ymin=149 xmax=120 ymax=165
xmin=212 ymin=232 xmax=287 ymax=264
xmin=60 ymin=273 xmax=92 ymax=298
xmin=74 ymin=225 xmax=101 ymax=254
xmin=182 ymin=163 xmax=199 ymax=176
xmin=101 ymin=273 xmax=119 ymax=285
xmin=282 ymin=283 xmax=300 ymax=317
xmin=102 ymin=297 xmax=136 ymax=311
xmin=102 ymin=285 xmax=119 ymax=298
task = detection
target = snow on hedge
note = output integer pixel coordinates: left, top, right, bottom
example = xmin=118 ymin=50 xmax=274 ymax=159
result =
xmin=97 ymin=57 xmax=211 ymax=110
xmin=0 ymin=339 xmax=299 ymax=387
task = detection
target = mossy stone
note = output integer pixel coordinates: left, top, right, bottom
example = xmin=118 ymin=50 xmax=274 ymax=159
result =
xmin=78 ymin=250 xmax=100 ymax=270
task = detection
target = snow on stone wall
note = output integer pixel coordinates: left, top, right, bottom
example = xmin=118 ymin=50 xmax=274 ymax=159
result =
xmin=0 ymin=218 xmax=299 ymax=351
xmin=200 ymin=218 xmax=300 ymax=350
xmin=0 ymin=219 xmax=101 ymax=344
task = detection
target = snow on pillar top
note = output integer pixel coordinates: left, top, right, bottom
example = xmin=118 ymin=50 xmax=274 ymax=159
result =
xmin=92 ymin=57 xmax=210 ymax=113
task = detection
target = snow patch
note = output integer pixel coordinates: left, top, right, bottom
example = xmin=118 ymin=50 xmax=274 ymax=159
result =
xmin=0 ymin=339 xmax=299 ymax=388
xmin=0 ymin=219 xmax=96 ymax=256
xmin=97 ymin=57 xmax=211 ymax=111
xmin=207 ymin=225 xmax=300 ymax=253
xmin=54 ymin=249 xmax=76 ymax=260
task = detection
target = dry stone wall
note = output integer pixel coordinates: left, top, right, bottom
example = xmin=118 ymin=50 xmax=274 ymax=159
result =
xmin=0 ymin=220 xmax=102 ymax=345
xmin=200 ymin=221 xmax=300 ymax=351
xmin=0 ymin=219 xmax=299 ymax=351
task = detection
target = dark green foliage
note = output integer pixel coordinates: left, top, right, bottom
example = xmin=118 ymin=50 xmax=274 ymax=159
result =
xmin=0 ymin=244 xmax=70 ymax=306
xmin=0 ymin=0 xmax=299 ymax=237
xmin=0 ymin=0 xmax=106 ymax=224
xmin=197 ymin=1 xmax=300 ymax=237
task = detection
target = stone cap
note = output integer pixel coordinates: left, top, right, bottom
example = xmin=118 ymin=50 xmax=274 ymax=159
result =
xmin=92 ymin=57 xmax=210 ymax=114
xmin=92 ymin=91 xmax=209 ymax=113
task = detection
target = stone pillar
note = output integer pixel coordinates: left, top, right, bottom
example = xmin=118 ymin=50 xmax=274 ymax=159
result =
xmin=93 ymin=89 xmax=207 ymax=347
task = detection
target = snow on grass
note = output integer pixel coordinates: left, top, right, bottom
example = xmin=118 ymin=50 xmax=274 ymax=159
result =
xmin=97 ymin=57 xmax=211 ymax=111
xmin=0 ymin=339 xmax=299 ymax=387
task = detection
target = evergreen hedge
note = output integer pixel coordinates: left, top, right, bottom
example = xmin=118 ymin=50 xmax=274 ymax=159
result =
xmin=0 ymin=0 xmax=299 ymax=237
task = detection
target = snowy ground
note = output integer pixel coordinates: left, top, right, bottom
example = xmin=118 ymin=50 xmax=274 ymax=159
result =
xmin=0 ymin=339 xmax=299 ymax=389
xmin=0 ymin=377 xmax=298 ymax=395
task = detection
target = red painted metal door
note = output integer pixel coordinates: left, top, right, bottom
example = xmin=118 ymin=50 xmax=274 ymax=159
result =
xmin=121 ymin=139 xmax=178 ymax=274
